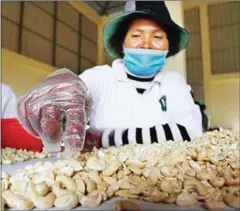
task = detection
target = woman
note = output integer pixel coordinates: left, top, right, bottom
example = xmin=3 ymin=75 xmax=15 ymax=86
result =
xmin=17 ymin=1 xmax=202 ymax=152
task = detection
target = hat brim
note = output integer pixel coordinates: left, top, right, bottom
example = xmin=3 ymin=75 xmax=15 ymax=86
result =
xmin=103 ymin=11 xmax=189 ymax=58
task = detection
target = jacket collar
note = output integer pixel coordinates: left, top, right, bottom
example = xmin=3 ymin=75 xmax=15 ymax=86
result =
xmin=112 ymin=59 xmax=166 ymax=84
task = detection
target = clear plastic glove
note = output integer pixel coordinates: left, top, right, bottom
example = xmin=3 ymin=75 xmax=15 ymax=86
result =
xmin=17 ymin=68 xmax=93 ymax=153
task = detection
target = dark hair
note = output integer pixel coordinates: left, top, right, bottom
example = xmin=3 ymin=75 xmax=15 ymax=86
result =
xmin=108 ymin=13 xmax=181 ymax=58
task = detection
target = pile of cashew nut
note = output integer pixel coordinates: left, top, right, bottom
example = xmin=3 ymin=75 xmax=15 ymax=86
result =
xmin=2 ymin=129 xmax=240 ymax=210
xmin=1 ymin=148 xmax=53 ymax=165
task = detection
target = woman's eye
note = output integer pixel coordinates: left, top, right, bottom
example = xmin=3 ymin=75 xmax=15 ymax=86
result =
xmin=154 ymin=35 xmax=163 ymax=39
xmin=132 ymin=34 xmax=140 ymax=38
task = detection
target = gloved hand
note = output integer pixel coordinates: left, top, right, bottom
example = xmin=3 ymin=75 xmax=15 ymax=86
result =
xmin=17 ymin=68 xmax=93 ymax=153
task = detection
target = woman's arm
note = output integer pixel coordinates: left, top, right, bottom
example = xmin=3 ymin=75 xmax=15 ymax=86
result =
xmin=100 ymin=123 xmax=191 ymax=148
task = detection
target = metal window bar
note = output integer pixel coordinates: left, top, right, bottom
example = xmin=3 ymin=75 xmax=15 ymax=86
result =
xmin=2 ymin=16 xmax=96 ymax=65
xmin=52 ymin=2 xmax=57 ymax=66
xmin=18 ymin=1 xmax=24 ymax=53
xmin=78 ymin=13 xmax=82 ymax=74
xmin=29 ymin=1 xmax=97 ymax=45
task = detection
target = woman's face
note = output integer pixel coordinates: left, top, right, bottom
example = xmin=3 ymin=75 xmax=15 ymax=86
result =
xmin=124 ymin=18 xmax=169 ymax=50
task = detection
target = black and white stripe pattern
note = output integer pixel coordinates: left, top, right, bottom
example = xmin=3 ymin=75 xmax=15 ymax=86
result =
xmin=101 ymin=123 xmax=191 ymax=148
xmin=126 ymin=73 xmax=153 ymax=94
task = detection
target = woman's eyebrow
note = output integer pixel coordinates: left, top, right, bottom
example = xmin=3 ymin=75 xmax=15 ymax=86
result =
xmin=132 ymin=29 xmax=143 ymax=33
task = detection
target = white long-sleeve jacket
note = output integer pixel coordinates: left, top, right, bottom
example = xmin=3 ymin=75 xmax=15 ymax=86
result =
xmin=1 ymin=83 xmax=17 ymax=119
xmin=80 ymin=59 xmax=203 ymax=147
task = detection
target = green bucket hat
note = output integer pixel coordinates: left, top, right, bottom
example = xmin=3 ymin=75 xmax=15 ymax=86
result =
xmin=103 ymin=1 xmax=189 ymax=58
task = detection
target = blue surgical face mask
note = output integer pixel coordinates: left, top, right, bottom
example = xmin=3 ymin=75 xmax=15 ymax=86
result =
xmin=123 ymin=47 xmax=168 ymax=77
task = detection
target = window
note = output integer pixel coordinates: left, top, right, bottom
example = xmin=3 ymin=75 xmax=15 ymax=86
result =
xmin=1 ymin=1 xmax=98 ymax=74
xmin=184 ymin=8 xmax=204 ymax=103
xmin=208 ymin=2 xmax=240 ymax=74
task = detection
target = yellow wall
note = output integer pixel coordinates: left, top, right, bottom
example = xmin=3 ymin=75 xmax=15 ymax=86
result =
xmin=211 ymin=74 xmax=240 ymax=132
xmin=1 ymin=2 xmax=102 ymax=96
xmin=164 ymin=1 xmax=187 ymax=78
xmin=2 ymin=49 xmax=56 ymax=96
xmin=183 ymin=1 xmax=240 ymax=132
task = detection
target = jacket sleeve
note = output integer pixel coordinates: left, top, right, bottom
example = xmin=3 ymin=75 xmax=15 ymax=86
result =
xmin=100 ymin=72 xmax=203 ymax=148
xmin=2 ymin=84 xmax=17 ymax=118
xmin=163 ymin=71 xmax=203 ymax=140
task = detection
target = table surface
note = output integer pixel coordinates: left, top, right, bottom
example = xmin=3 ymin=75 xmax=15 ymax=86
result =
xmin=2 ymin=158 xmax=236 ymax=211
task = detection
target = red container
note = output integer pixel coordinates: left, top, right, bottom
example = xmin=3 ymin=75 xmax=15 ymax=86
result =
xmin=1 ymin=118 xmax=43 ymax=152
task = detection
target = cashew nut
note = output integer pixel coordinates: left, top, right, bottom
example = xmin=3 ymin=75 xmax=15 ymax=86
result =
xmin=196 ymin=149 xmax=207 ymax=161
xmin=164 ymin=195 xmax=177 ymax=204
xmin=35 ymin=182 xmax=49 ymax=196
xmin=95 ymin=180 xmax=108 ymax=191
xmin=128 ymin=165 xmax=142 ymax=175
xmin=80 ymin=193 xmax=102 ymax=208
xmin=89 ymin=189 xmax=108 ymax=202
xmin=102 ymin=160 xmax=119 ymax=176
xmin=107 ymin=183 xmax=120 ymax=197
xmin=56 ymin=175 xmax=76 ymax=191
xmin=142 ymin=186 xmax=154 ymax=196
xmin=88 ymin=170 xmax=102 ymax=184
xmin=54 ymin=193 xmax=79 ymax=210
xmin=67 ymin=159 xmax=83 ymax=171
xmin=2 ymin=190 xmax=34 ymax=210
xmin=185 ymin=169 xmax=196 ymax=177
xmin=102 ymin=176 xmax=117 ymax=185
xmin=52 ymin=182 xmax=73 ymax=197
xmin=59 ymin=166 xmax=74 ymax=177
xmin=223 ymin=167 xmax=240 ymax=186
xmin=129 ymin=187 xmax=141 ymax=195
xmin=118 ymin=179 xmax=135 ymax=190
xmin=115 ymin=190 xmax=139 ymax=199
xmin=142 ymin=188 xmax=167 ymax=203
xmin=86 ymin=157 xmax=106 ymax=171
xmin=160 ymin=180 xmax=182 ymax=194
xmin=184 ymin=178 xmax=211 ymax=196
xmin=27 ymin=183 xmax=55 ymax=209
xmin=75 ymin=179 xmax=86 ymax=195
xmin=84 ymin=177 xmax=97 ymax=193
xmin=209 ymin=177 xmax=225 ymax=188
xmin=176 ymin=192 xmax=198 ymax=207
xmin=73 ymin=171 xmax=88 ymax=180
xmin=2 ymin=179 xmax=9 ymax=192
xmin=224 ymin=187 xmax=240 ymax=208
xmin=2 ymin=198 xmax=6 ymax=211
xmin=204 ymin=190 xmax=226 ymax=211
xmin=204 ymin=201 xmax=226 ymax=211
xmin=125 ymin=160 xmax=147 ymax=169
xmin=2 ymin=172 xmax=10 ymax=180
xmin=160 ymin=166 xmax=178 ymax=177
xmin=196 ymin=171 xmax=214 ymax=181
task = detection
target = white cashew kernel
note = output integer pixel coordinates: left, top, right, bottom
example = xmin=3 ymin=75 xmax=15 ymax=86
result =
xmin=27 ymin=183 xmax=55 ymax=209
xmin=75 ymin=179 xmax=86 ymax=195
xmin=103 ymin=176 xmax=117 ymax=185
xmin=2 ymin=190 xmax=34 ymax=210
xmin=88 ymin=170 xmax=102 ymax=184
xmin=56 ymin=175 xmax=76 ymax=191
xmin=35 ymin=183 xmax=49 ymax=196
xmin=2 ymin=172 xmax=10 ymax=180
xmin=176 ymin=192 xmax=198 ymax=207
xmin=80 ymin=193 xmax=102 ymax=208
xmin=84 ymin=177 xmax=97 ymax=193
xmin=102 ymin=160 xmax=119 ymax=176
xmin=115 ymin=190 xmax=139 ymax=199
xmin=54 ymin=193 xmax=79 ymax=210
